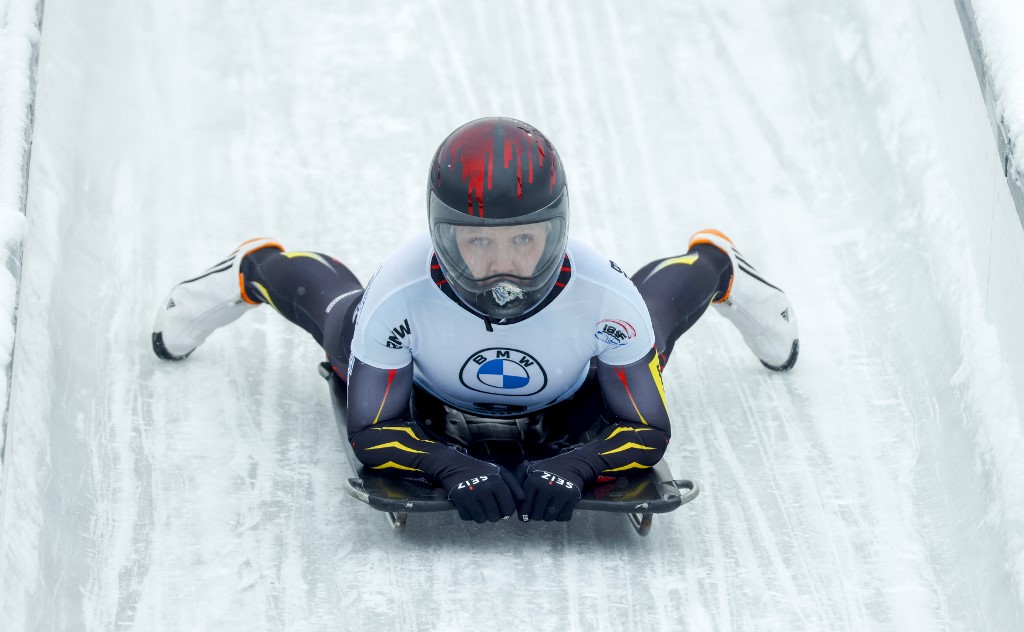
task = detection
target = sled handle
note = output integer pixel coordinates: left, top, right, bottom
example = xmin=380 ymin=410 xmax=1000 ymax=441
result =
xmin=344 ymin=478 xmax=371 ymax=504
xmin=668 ymin=479 xmax=700 ymax=506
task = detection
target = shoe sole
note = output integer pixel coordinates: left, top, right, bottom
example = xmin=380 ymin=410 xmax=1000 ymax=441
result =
xmin=760 ymin=339 xmax=799 ymax=372
xmin=152 ymin=331 xmax=192 ymax=361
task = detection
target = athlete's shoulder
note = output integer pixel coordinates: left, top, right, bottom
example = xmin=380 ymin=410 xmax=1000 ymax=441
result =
xmin=566 ymin=238 xmax=637 ymax=293
xmin=375 ymin=232 xmax=434 ymax=281
xmin=351 ymin=233 xmax=434 ymax=369
xmin=360 ymin=233 xmax=434 ymax=301
xmin=356 ymin=233 xmax=433 ymax=326
xmin=563 ymin=238 xmax=655 ymax=363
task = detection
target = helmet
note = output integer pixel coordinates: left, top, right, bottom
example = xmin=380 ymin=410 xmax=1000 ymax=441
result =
xmin=427 ymin=117 xmax=569 ymax=320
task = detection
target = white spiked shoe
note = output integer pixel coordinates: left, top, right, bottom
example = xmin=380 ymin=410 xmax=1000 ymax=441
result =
xmin=152 ymin=238 xmax=284 ymax=360
xmin=690 ymin=229 xmax=799 ymax=371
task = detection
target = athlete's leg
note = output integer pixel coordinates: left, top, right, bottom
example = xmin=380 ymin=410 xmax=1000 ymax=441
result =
xmin=239 ymin=249 xmax=363 ymax=373
xmin=632 ymin=242 xmax=732 ymax=366
xmin=634 ymin=229 xmax=800 ymax=371
xmin=505 ymin=246 xmax=729 ymax=453
xmin=152 ymin=239 xmax=363 ymax=371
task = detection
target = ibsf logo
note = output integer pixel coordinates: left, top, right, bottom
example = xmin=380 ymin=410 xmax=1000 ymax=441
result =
xmin=595 ymin=319 xmax=636 ymax=348
xmin=460 ymin=348 xmax=547 ymax=395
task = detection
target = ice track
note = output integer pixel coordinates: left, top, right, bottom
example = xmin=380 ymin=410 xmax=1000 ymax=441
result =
xmin=2 ymin=1 xmax=1023 ymax=630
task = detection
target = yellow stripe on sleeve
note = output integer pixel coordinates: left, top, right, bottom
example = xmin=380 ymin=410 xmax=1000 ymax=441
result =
xmin=602 ymin=462 xmax=652 ymax=473
xmin=605 ymin=427 xmax=653 ymax=441
xmin=369 ymin=461 xmax=423 ymax=472
xmin=599 ymin=442 xmax=656 ymax=456
xmin=364 ymin=441 xmax=428 ymax=454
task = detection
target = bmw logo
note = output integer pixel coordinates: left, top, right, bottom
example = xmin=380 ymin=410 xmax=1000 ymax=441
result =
xmin=459 ymin=348 xmax=547 ymax=395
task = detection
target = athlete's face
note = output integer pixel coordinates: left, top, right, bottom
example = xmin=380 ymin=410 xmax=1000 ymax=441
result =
xmin=454 ymin=223 xmax=548 ymax=280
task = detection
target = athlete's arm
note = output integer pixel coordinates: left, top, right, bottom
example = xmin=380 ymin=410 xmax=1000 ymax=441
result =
xmin=346 ymin=358 xmax=499 ymax=486
xmin=529 ymin=347 xmax=671 ymax=485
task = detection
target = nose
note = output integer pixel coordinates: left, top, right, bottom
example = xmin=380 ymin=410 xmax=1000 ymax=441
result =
xmin=486 ymin=248 xmax=519 ymax=276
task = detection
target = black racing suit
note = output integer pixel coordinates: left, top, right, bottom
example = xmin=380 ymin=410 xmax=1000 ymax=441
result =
xmin=239 ymin=239 xmax=731 ymax=490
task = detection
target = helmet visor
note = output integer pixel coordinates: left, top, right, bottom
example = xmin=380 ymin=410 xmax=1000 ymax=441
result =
xmin=433 ymin=217 xmax=567 ymax=294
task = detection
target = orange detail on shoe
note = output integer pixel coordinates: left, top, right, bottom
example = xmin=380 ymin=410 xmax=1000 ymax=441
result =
xmin=237 ymin=237 xmax=285 ymax=252
xmin=688 ymin=228 xmax=734 ymax=247
xmin=687 ymin=229 xmax=736 ymax=303
xmin=239 ymin=273 xmax=259 ymax=305
xmin=236 ymin=238 xmax=284 ymax=305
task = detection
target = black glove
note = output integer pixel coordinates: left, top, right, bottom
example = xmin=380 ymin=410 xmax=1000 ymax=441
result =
xmin=516 ymin=461 xmax=584 ymax=522
xmin=445 ymin=463 xmax=525 ymax=524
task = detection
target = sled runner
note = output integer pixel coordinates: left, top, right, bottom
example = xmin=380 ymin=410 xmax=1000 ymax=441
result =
xmin=321 ymin=364 xmax=699 ymax=536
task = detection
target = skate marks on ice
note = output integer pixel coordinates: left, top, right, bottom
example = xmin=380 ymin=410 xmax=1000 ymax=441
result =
xmin=328 ymin=506 xmax=705 ymax=631
xmin=636 ymin=3 xmax=977 ymax=628
xmin=663 ymin=318 xmax=949 ymax=631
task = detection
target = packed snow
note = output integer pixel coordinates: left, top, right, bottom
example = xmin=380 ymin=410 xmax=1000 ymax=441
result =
xmin=973 ymin=0 xmax=1024 ymax=180
xmin=1 ymin=1 xmax=1024 ymax=630
xmin=0 ymin=0 xmax=37 ymax=433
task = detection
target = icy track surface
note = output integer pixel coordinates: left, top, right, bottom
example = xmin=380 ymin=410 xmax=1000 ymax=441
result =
xmin=2 ymin=1 xmax=1022 ymax=630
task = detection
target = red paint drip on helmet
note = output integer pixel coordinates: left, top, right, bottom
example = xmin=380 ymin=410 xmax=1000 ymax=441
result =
xmin=448 ymin=130 xmax=495 ymax=216
xmin=528 ymin=145 xmax=534 ymax=185
xmin=442 ymin=120 xmax=561 ymax=216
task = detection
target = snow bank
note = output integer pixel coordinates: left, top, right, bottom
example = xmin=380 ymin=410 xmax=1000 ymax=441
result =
xmin=962 ymin=0 xmax=1024 ymax=219
xmin=0 ymin=0 xmax=41 ymax=471
xmin=919 ymin=0 xmax=1024 ymax=617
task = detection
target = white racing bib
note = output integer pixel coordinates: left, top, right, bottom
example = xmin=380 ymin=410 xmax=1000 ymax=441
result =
xmin=349 ymin=234 xmax=655 ymax=417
